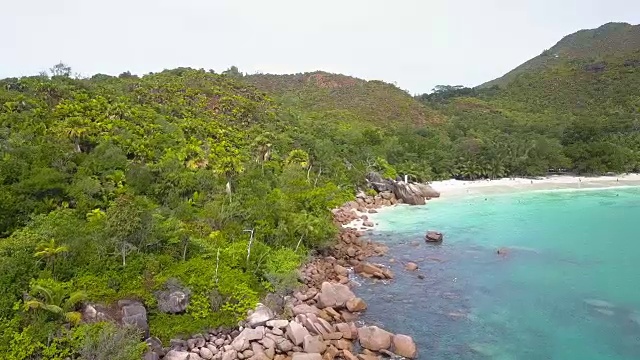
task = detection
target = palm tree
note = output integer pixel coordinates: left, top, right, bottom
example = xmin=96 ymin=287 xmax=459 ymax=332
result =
xmin=66 ymin=126 xmax=87 ymax=153
xmin=456 ymin=159 xmax=481 ymax=180
xmin=34 ymin=239 xmax=68 ymax=279
xmin=24 ymin=284 xmax=86 ymax=325
xmin=106 ymin=170 xmax=126 ymax=189
xmin=487 ymin=159 xmax=507 ymax=179
xmin=293 ymin=211 xmax=321 ymax=251
xmin=86 ymin=208 xmax=106 ymax=222
xmin=252 ymin=134 xmax=273 ymax=165
xmin=286 ymin=149 xmax=310 ymax=168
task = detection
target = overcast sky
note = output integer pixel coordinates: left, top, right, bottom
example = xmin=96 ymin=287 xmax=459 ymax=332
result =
xmin=2 ymin=0 xmax=639 ymax=93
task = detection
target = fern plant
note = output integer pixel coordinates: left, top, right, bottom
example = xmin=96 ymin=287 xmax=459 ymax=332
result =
xmin=23 ymin=284 xmax=86 ymax=326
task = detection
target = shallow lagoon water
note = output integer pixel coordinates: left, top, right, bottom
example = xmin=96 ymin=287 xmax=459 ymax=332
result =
xmin=356 ymin=187 xmax=640 ymax=359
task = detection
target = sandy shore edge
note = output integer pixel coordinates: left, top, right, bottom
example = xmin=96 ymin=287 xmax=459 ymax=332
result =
xmin=341 ymin=205 xmax=400 ymax=231
xmin=429 ymin=174 xmax=640 ymax=199
xmin=343 ymin=174 xmax=640 ymax=232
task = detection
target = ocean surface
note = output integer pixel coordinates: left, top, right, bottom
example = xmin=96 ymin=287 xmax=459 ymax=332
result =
xmin=356 ymin=187 xmax=640 ymax=360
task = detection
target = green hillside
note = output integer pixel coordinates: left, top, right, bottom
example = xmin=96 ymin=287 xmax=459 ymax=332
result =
xmin=419 ymin=30 xmax=640 ymax=176
xmin=0 ymin=67 xmax=354 ymax=358
xmin=245 ymin=71 xmax=445 ymax=127
xmin=0 ymin=65 xmax=457 ymax=359
xmin=480 ymin=22 xmax=640 ymax=88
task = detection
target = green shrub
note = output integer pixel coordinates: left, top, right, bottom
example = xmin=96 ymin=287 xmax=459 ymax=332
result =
xmin=154 ymin=254 xmax=262 ymax=333
xmin=376 ymin=157 xmax=398 ymax=179
xmin=77 ymin=323 xmax=146 ymax=360
xmin=264 ymin=247 xmax=302 ymax=275
xmin=2 ymin=323 xmax=45 ymax=360
xmin=148 ymin=313 xmax=234 ymax=343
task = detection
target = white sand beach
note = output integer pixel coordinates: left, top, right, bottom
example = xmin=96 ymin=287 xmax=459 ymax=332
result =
xmin=342 ymin=174 xmax=640 ymax=230
xmin=429 ymin=174 xmax=640 ymax=198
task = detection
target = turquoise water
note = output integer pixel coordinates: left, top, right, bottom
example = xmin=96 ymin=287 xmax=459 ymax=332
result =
xmin=357 ymin=187 xmax=640 ymax=360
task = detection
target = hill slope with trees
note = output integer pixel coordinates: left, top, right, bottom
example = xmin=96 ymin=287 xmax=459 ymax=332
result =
xmin=419 ymin=25 xmax=640 ymax=177
xmin=245 ymin=71 xmax=445 ymax=127
xmin=480 ymin=22 xmax=640 ymax=88
xmin=0 ymin=66 xmax=359 ymax=359
xmin=0 ymin=64 xmax=463 ymax=359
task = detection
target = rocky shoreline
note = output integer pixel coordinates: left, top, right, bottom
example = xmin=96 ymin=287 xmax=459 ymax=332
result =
xmin=113 ymin=175 xmax=440 ymax=360
xmin=149 ymin=190 xmax=411 ymax=360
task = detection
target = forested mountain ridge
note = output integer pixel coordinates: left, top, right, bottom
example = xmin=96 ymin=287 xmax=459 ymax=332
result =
xmin=418 ymin=32 xmax=640 ymax=176
xmin=245 ymin=71 xmax=445 ymax=127
xmin=480 ymin=22 xmax=640 ymax=88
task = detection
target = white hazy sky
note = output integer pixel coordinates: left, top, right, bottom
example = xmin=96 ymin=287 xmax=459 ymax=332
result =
xmin=2 ymin=0 xmax=639 ymax=93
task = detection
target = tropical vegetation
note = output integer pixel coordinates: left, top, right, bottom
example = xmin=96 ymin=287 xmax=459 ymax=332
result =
xmin=1 ymin=21 xmax=639 ymax=359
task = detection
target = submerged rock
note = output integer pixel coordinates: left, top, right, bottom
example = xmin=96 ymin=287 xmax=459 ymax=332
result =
xmin=425 ymin=231 xmax=443 ymax=243
xmin=584 ymin=299 xmax=615 ymax=308
xmin=354 ymin=262 xmax=392 ymax=279
xmin=404 ymin=262 xmax=418 ymax=271
xmin=468 ymin=342 xmax=516 ymax=360
xmin=595 ymin=308 xmax=614 ymax=316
